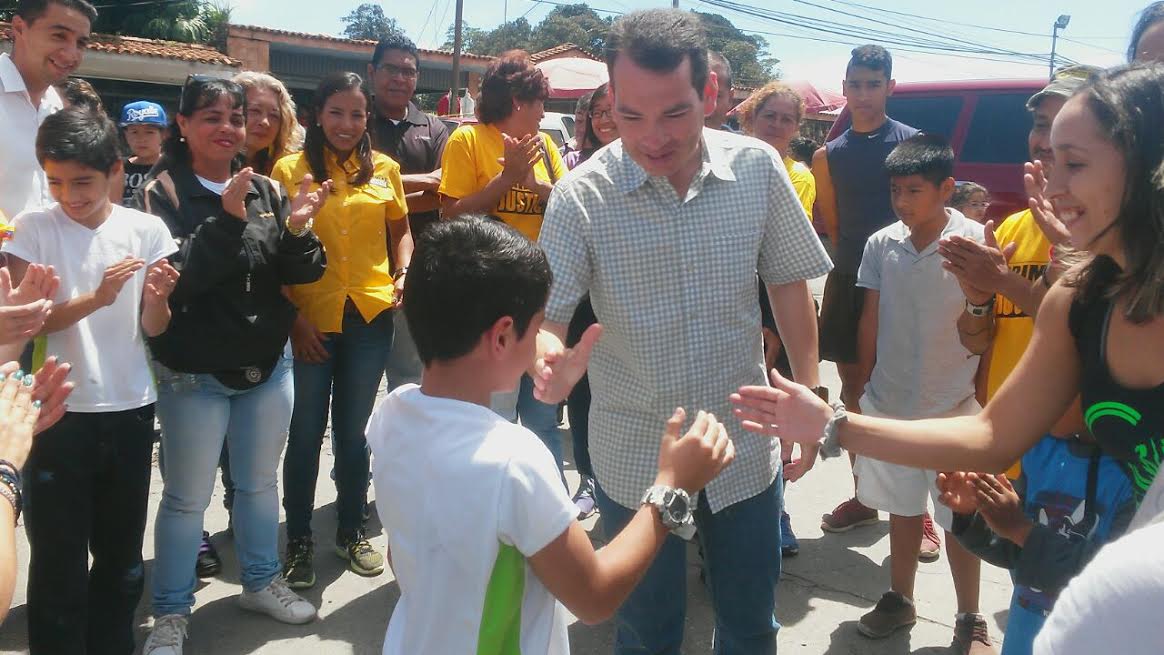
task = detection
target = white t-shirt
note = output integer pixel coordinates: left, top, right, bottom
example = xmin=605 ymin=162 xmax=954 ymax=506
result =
xmin=4 ymin=203 xmax=177 ymax=412
xmin=1034 ymin=520 xmax=1164 ymax=655
xmin=367 ymin=385 xmax=577 ymax=655
xmin=857 ymin=208 xmax=985 ymax=418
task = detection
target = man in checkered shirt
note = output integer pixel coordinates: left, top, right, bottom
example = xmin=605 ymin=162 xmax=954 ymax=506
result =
xmin=534 ymin=8 xmax=833 ymax=653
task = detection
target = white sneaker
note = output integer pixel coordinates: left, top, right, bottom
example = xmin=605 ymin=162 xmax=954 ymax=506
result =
xmin=143 ymin=614 xmax=188 ymax=655
xmin=238 ymin=577 xmax=317 ymax=624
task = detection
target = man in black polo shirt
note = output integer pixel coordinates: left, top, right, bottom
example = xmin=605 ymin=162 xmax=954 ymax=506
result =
xmin=368 ymin=33 xmax=450 ymax=388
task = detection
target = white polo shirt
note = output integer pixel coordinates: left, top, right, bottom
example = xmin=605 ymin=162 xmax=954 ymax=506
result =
xmin=857 ymin=208 xmax=985 ymax=418
xmin=0 ymin=52 xmax=63 ymax=219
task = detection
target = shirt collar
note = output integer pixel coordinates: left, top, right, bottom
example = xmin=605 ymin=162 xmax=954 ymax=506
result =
xmin=378 ymin=102 xmax=426 ymax=127
xmin=614 ymin=129 xmax=735 ymax=195
xmin=173 ymin=162 xmax=260 ymax=199
xmin=0 ymin=54 xmax=25 ymax=95
xmin=889 ymin=208 xmax=967 ymax=254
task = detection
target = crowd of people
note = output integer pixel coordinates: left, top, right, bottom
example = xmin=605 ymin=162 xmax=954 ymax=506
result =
xmin=0 ymin=0 xmax=1163 ymax=654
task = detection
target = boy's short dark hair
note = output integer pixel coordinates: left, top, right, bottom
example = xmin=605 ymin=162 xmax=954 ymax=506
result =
xmin=789 ymin=135 xmax=818 ymax=166
xmin=372 ymin=33 xmax=421 ymax=69
xmin=847 ymin=44 xmax=893 ymax=80
xmin=605 ymin=8 xmax=709 ymax=96
xmin=55 ymin=77 xmax=104 ymax=113
xmin=404 ymin=216 xmax=552 ymax=366
xmin=884 ymin=134 xmax=955 ymax=185
xmin=16 ymin=0 xmax=98 ymax=24
xmin=36 ymin=106 xmax=122 ymax=173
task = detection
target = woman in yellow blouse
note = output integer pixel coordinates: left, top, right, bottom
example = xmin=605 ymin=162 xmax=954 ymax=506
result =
xmin=737 ymin=82 xmax=817 ymax=220
xmin=271 ymin=71 xmax=412 ymax=587
xmin=438 ymin=50 xmax=568 ymax=479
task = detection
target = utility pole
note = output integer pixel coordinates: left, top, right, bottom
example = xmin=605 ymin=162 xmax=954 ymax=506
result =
xmin=1050 ymin=14 xmax=1071 ymax=80
xmin=672 ymin=0 xmax=679 ymax=7
xmin=450 ymin=0 xmax=464 ymax=115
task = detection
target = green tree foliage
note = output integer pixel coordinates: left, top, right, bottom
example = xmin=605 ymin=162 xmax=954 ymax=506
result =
xmin=694 ymin=11 xmax=778 ymax=87
xmin=443 ymin=18 xmax=532 ymax=57
xmin=440 ymin=5 xmax=774 ymax=85
xmin=341 ymin=3 xmax=403 ymax=41
xmin=55 ymin=0 xmax=233 ymax=44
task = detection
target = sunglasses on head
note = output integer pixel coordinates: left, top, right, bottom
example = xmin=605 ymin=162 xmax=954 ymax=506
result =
xmin=179 ymin=74 xmax=228 ymax=114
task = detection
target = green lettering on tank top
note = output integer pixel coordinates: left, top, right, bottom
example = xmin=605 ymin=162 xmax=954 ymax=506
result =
xmin=477 ymin=543 xmax=525 ymax=655
xmin=1084 ymin=401 xmax=1142 ymax=431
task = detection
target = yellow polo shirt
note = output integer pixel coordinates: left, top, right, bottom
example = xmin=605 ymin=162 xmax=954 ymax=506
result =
xmin=271 ymin=150 xmax=408 ymax=334
xmin=783 ymin=156 xmax=816 ymax=222
xmin=438 ymin=123 xmax=567 ymax=241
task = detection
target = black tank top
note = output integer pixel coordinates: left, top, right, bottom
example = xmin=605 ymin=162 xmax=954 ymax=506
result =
xmin=1070 ymin=285 xmax=1164 ymax=504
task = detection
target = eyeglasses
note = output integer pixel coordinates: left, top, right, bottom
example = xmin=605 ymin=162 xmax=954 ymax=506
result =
xmin=589 ymin=109 xmax=612 ymax=119
xmin=376 ymin=64 xmax=419 ymax=80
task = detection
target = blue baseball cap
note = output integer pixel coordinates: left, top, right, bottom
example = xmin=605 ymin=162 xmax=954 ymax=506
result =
xmin=120 ymin=100 xmax=168 ymax=127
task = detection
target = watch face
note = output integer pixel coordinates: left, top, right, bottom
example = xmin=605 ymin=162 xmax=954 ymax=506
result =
xmin=663 ymin=489 xmax=689 ymax=521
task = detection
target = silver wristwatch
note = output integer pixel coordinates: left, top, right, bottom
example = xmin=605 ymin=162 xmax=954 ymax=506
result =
xmin=641 ymin=485 xmax=697 ymax=540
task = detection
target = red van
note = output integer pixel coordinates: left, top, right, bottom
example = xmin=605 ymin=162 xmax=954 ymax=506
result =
xmin=827 ymin=79 xmax=1045 ymax=222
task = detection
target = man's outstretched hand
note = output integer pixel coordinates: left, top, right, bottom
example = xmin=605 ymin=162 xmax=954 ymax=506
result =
xmin=532 ymin=323 xmax=602 ymax=405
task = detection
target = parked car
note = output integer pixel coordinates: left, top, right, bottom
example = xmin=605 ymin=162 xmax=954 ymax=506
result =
xmin=827 ymin=79 xmax=1045 ymax=222
xmin=439 ymin=111 xmax=575 ymax=149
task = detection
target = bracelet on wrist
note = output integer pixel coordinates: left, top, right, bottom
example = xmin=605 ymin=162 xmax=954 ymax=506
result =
xmin=820 ymin=401 xmax=847 ymax=460
xmin=0 ymin=477 xmax=21 ymax=525
xmin=393 ymin=266 xmax=409 ymax=280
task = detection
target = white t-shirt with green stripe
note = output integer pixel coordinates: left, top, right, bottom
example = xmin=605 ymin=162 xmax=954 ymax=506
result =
xmin=368 ymin=385 xmax=577 ymax=655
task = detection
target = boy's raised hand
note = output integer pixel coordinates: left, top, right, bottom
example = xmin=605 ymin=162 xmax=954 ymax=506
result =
xmin=142 ymin=260 xmax=179 ymax=306
xmin=975 ymin=473 xmax=1032 ymax=545
xmin=532 ymin=323 xmax=602 ymax=405
xmin=95 ymin=257 xmax=146 ymax=307
xmin=655 ymin=408 xmax=735 ymax=495
xmin=939 ymin=219 xmax=1017 ymax=298
xmin=937 ymin=471 xmax=981 ymax=515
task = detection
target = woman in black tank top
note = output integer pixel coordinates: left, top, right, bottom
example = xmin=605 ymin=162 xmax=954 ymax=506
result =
xmin=730 ymin=64 xmax=1164 ymax=508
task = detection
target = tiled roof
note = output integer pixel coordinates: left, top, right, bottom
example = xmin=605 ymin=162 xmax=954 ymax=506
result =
xmin=530 ymin=43 xmax=602 ymax=63
xmin=229 ymin=24 xmax=496 ymax=62
xmin=0 ymin=23 xmax=239 ymax=66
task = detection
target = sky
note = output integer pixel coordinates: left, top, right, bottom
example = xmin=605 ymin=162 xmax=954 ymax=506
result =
xmin=228 ymin=0 xmax=1146 ymax=89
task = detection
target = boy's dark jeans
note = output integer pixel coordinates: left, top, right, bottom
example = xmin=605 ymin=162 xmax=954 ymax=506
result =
xmin=24 ymin=406 xmax=156 ymax=655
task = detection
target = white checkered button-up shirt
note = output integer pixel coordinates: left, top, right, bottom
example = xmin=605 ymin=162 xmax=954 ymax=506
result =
xmin=540 ymin=128 xmax=834 ymax=512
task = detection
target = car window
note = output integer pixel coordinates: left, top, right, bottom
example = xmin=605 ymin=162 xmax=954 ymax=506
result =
xmin=562 ymin=116 xmax=575 ymax=139
xmin=886 ymin=95 xmax=964 ymax=138
xmin=540 ymin=128 xmax=565 ymax=147
xmin=960 ymin=93 xmax=1034 ymax=164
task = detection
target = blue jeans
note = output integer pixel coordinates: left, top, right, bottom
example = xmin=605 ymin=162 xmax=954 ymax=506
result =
xmin=384 ymin=308 xmax=421 ymax=390
xmin=594 ymin=477 xmax=783 ymax=654
xmin=151 ymin=354 xmax=294 ymax=617
xmin=284 ymin=309 xmax=394 ymax=539
xmin=491 ymin=373 xmax=563 ymax=473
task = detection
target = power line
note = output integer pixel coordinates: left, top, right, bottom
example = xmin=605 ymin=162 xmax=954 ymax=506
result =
xmin=697 ymin=0 xmax=1058 ymax=65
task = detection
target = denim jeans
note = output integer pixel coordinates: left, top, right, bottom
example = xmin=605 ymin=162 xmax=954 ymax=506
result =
xmin=491 ymin=373 xmax=563 ymax=473
xmin=594 ymin=477 xmax=783 ymax=654
xmin=150 ymin=354 xmax=294 ymax=617
xmin=284 ymin=308 xmax=394 ymax=539
xmin=384 ymin=308 xmax=421 ymax=391
xmin=24 ymin=406 xmax=155 ymax=655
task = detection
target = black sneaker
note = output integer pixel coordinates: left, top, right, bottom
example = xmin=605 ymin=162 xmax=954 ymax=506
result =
xmin=196 ymin=531 xmax=222 ymax=578
xmin=283 ymin=536 xmax=316 ymax=589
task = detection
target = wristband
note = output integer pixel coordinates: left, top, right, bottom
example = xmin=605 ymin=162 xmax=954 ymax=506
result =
xmin=285 ymin=216 xmax=313 ymax=237
xmin=393 ymin=266 xmax=409 ymax=280
xmin=820 ymin=401 xmax=847 ymax=460
xmin=965 ymin=296 xmax=995 ymax=317
xmin=0 ymin=477 xmax=21 ymax=525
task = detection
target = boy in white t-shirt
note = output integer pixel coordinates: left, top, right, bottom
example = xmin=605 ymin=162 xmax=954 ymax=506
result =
xmin=366 ymin=216 xmax=736 ymax=655
xmin=851 ymin=135 xmax=997 ymax=654
xmin=3 ymin=107 xmax=179 ymax=654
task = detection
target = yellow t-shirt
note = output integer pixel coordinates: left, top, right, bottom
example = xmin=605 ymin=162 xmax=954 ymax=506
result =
xmin=271 ymin=150 xmax=408 ymax=334
xmin=438 ymin=124 xmax=567 ymax=241
xmin=783 ymin=156 xmax=816 ymax=222
xmin=986 ymin=209 xmax=1052 ymax=399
